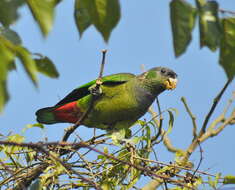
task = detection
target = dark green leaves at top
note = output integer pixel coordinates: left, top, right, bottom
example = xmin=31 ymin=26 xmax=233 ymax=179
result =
xmin=0 ymin=28 xmax=58 ymax=112
xmin=74 ymin=0 xmax=92 ymax=37
xmin=196 ymin=0 xmax=221 ymax=51
xmin=0 ymin=27 xmax=22 ymax=45
xmin=0 ymin=43 xmax=14 ymax=112
xmin=219 ymin=18 xmax=235 ymax=80
xmin=0 ymin=0 xmax=24 ymax=27
xmin=15 ymin=46 xmax=38 ymax=85
xmin=170 ymin=0 xmax=197 ymax=57
xmin=74 ymin=0 xmax=121 ymax=42
xmin=34 ymin=56 xmax=59 ymax=78
xmin=26 ymin=0 xmax=56 ymax=37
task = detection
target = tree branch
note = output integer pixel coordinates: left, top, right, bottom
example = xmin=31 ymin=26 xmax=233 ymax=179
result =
xmin=62 ymin=49 xmax=108 ymax=142
xmin=181 ymin=97 xmax=197 ymax=139
xmin=200 ymin=79 xmax=231 ymax=135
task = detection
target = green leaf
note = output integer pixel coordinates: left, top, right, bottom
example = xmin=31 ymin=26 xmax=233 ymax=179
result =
xmin=109 ymin=128 xmax=126 ymax=145
xmin=82 ymin=0 xmax=121 ymax=42
xmin=0 ymin=35 xmax=38 ymax=85
xmin=0 ymin=27 xmax=22 ymax=45
xmin=219 ymin=18 xmax=235 ymax=80
xmin=3 ymin=134 xmax=25 ymax=154
xmin=22 ymin=123 xmax=45 ymax=133
xmin=15 ymin=46 xmax=38 ymax=86
xmin=170 ymin=0 xmax=197 ymax=57
xmin=8 ymin=134 xmax=25 ymax=143
xmin=26 ymin=0 xmax=56 ymax=36
xmin=34 ymin=56 xmax=59 ymax=78
xmin=166 ymin=110 xmax=175 ymax=135
xmin=223 ymin=175 xmax=235 ymax=184
xmin=197 ymin=0 xmax=221 ymax=51
xmin=0 ymin=0 xmax=24 ymax=27
xmin=74 ymin=0 xmax=92 ymax=37
xmin=0 ymin=43 xmax=14 ymax=112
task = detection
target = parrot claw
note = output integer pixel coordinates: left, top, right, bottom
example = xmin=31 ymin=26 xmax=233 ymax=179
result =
xmin=89 ymin=84 xmax=103 ymax=96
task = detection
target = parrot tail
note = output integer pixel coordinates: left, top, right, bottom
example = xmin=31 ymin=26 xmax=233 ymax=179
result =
xmin=36 ymin=107 xmax=57 ymax=124
xmin=36 ymin=101 xmax=81 ymax=124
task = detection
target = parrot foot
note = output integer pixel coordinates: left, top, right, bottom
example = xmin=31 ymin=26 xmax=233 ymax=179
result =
xmin=89 ymin=84 xmax=102 ymax=96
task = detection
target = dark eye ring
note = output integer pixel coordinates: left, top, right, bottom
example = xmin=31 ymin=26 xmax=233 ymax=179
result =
xmin=161 ymin=69 xmax=166 ymax=74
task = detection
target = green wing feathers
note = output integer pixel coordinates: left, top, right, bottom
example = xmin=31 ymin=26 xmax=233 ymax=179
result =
xmin=56 ymin=73 xmax=135 ymax=106
xmin=36 ymin=73 xmax=135 ymax=125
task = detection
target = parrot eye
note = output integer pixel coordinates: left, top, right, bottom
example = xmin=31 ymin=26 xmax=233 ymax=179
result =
xmin=161 ymin=68 xmax=166 ymax=74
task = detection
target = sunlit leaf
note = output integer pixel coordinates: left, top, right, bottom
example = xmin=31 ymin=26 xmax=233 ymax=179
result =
xmin=26 ymin=0 xmax=56 ymax=36
xmin=3 ymin=134 xmax=25 ymax=154
xmin=82 ymin=0 xmax=121 ymax=42
xmin=223 ymin=175 xmax=235 ymax=184
xmin=0 ymin=0 xmax=24 ymax=27
xmin=0 ymin=27 xmax=22 ymax=45
xmin=25 ymin=150 xmax=36 ymax=163
xmin=165 ymin=110 xmax=175 ymax=135
xmin=0 ymin=43 xmax=14 ymax=112
xmin=219 ymin=17 xmax=235 ymax=80
xmin=0 ymin=36 xmax=38 ymax=85
xmin=34 ymin=56 xmax=59 ymax=78
xmin=8 ymin=134 xmax=25 ymax=143
xmin=170 ymin=0 xmax=197 ymax=57
xmin=15 ymin=46 xmax=38 ymax=85
xmin=74 ymin=0 xmax=92 ymax=37
xmin=109 ymin=128 xmax=126 ymax=145
xmin=22 ymin=123 xmax=45 ymax=133
xmin=197 ymin=0 xmax=221 ymax=51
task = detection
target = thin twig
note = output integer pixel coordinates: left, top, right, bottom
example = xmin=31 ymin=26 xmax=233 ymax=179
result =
xmin=192 ymin=141 xmax=203 ymax=178
xmin=220 ymin=8 xmax=235 ymax=15
xmin=199 ymin=109 xmax=235 ymax=142
xmin=98 ymin=49 xmax=107 ymax=79
xmin=148 ymin=108 xmax=181 ymax=153
xmin=133 ymin=156 xmax=217 ymax=178
xmin=200 ymin=79 xmax=231 ymax=135
xmin=0 ymin=140 xmax=192 ymax=189
xmin=62 ymin=50 xmax=108 ymax=142
xmin=0 ymin=141 xmax=101 ymax=189
xmin=154 ymin=98 xmax=164 ymax=142
xmin=181 ymin=97 xmax=197 ymax=139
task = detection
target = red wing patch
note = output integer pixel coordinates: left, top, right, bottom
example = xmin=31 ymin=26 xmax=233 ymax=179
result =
xmin=54 ymin=101 xmax=82 ymax=123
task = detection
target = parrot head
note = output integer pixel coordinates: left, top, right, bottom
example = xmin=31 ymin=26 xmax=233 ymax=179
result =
xmin=139 ymin=67 xmax=178 ymax=94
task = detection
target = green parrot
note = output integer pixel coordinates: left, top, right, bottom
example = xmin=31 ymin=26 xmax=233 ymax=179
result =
xmin=36 ymin=67 xmax=177 ymax=130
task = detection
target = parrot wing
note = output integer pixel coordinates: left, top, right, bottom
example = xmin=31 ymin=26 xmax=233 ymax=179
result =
xmin=55 ymin=73 xmax=135 ymax=106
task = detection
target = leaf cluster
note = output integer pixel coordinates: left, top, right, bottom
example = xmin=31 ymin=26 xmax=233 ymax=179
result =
xmin=170 ymin=0 xmax=235 ymax=79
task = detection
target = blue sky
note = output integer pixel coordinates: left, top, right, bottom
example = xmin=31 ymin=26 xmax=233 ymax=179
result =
xmin=1 ymin=0 xmax=235 ymax=188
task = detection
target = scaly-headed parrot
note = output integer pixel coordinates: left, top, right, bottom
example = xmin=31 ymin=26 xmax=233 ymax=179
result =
xmin=36 ymin=67 xmax=177 ymax=130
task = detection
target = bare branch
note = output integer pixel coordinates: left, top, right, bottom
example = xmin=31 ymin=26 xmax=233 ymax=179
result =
xmin=200 ymin=79 xmax=231 ymax=135
xmin=148 ymin=108 xmax=181 ymax=153
xmin=181 ymin=97 xmax=197 ymax=139
xmin=192 ymin=141 xmax=203 ymax=178
xmin=220 ymin=8 xmax=235 ymax=15
xmin=62 ymin=50 xmax=108 ymax=142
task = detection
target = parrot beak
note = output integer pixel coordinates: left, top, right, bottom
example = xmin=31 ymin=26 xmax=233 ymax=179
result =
xmin=164 ymin=78 xmax=178 ymax=90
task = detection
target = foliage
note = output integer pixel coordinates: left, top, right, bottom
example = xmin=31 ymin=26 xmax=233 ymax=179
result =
xmin=0 ymin=0 xmax=235 ymax=111
xmin=0 ymin=0 xmax=235 ymax=190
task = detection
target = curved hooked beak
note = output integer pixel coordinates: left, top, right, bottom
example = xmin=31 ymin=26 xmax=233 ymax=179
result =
xmin=164 ymin=78 xmax=178 ymax=90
